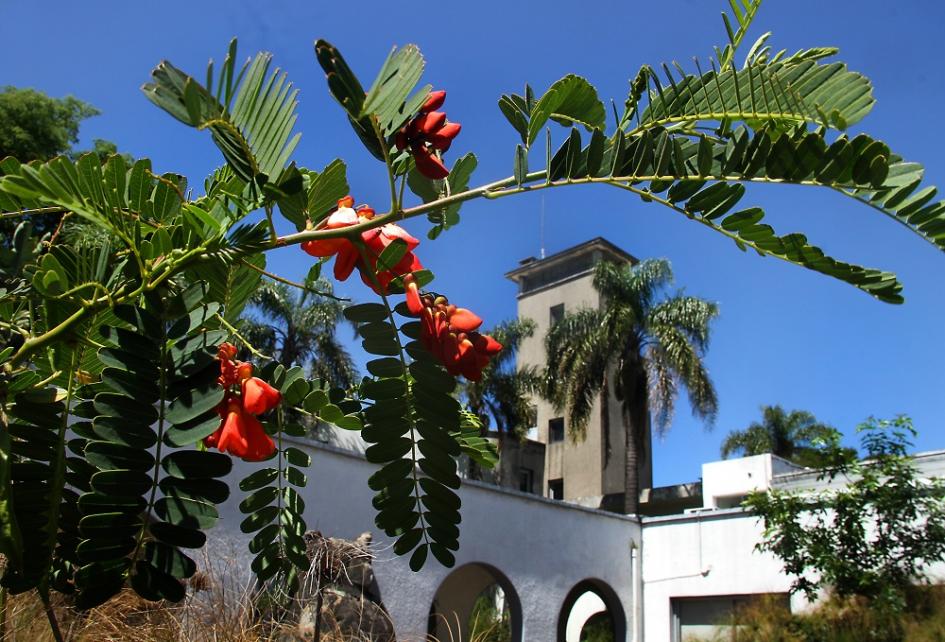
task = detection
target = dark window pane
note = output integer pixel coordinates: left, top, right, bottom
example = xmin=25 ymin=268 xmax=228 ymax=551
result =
xmin=549 ymin=417 xmax=565 ymax=442
xmin=548 ymin=478 xmax=564 ymax=500
xmin=550 ymin=303 xmax=565 ymax=325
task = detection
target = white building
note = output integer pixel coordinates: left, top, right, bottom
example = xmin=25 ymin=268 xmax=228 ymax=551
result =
xmin=213 ymin=239 xmax=945 ymax=640
xmin=215 ymin=441 xmax=945 ymax=641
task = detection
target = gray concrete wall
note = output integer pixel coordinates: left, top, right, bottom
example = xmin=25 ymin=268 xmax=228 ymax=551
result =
xmin=517 ymin=270 xmax=607 ymax=500
xmin=214 ymin=439 xmax=641 ymax=641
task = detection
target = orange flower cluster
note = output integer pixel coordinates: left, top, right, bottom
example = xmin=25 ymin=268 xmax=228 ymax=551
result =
xmin=301 ymin=196 xmax=423 ymax=294
xmin=395 ymin=90 xmax=461 ymax=179
xmin=204 ymin=343 xmax=281 ymax=461
xmin=301 ymin=193 xmax=502 ymax=381
xmin=405 ymin=276 xmax=502 ymax=382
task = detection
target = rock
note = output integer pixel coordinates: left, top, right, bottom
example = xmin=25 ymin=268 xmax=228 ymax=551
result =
xmin=282 ymin=530 xmax=393 ymax=641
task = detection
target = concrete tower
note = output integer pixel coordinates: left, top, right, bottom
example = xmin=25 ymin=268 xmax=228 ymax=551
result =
xmin=505 ymin=238 xmax=652 ymax=510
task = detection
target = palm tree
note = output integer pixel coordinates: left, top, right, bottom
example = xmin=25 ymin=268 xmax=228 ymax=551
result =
xmin=462 ymin=318 xmax=543 ymax=481
xmin=720 ymin=405 xmax=849 ymax=468
xmin=240 ymin=280 xmax=357 ymax=388
xmin=544 ymin=258 xmax=718 ymax=515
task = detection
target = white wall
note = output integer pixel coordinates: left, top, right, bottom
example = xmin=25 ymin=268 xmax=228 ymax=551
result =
xmin=640 ymin=508 xmax=797 ymax=642
xmin=214 ymin=439 xmax=640 ymax=641
xmin=701 ymin=454 xmax=803 ymax=509
xmin=213 ymin=442 xmax=945 ymax=641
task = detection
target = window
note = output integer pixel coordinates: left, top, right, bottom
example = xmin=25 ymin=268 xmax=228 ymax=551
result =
xmin=549 ymin=303 xmax=565 ymax=326
xmin=548 ymin=478 xmax=564 ymax=500
xmin=519 ymin=468 xmax=535 ymax=494
xmin=549 ymin=417 xmax=565 ymax=443
xmin=671 ymin=594 xmax=790 ymax=642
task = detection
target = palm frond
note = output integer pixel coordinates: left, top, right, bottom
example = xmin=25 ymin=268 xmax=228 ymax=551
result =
xmin=544 ymin=307 xmax=612 ymax=436
xmin=646 ymin=323 xmax=718 ymax=429
xmin=645 ymin=295 xmax=719 ymax=351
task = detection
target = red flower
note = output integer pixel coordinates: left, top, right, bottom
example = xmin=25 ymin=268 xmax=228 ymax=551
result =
xmin=302 ymin=196 xmax=423 ymax=295
xmin=207 ymin=397 xmax=275 ymax=462
xmin=242 ymin=375 xmax=282 ymax=415
xmin=359 ymin=224 xmax=423 ymax=293
xmin=404 ymin=276 xmax=502 ymax=382
xmin=396 ymin=90 xmax=461 ymax=180
xmin=205 ymin=345 xmax=279 ymax=461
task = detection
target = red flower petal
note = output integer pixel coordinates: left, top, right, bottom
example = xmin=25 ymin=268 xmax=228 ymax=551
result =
xmin=450 ymin=308 xmax=483 ymax=333
xmin=413 ymin=147 xmax=450 ymax=179
xmin=334 ymin=245 xmax=360 ymax=281
xmin=423 ymin=90 xmax=446 ymax=112
xmin=430 ymin=122 xmax=461 ymax=151
xmin=417 ymin=111 xmax=447 ymax=135
xmin=242 ymin=377 xmax=282 ymax=415
xmin=405 ymin=275 xmax=423 ymax=314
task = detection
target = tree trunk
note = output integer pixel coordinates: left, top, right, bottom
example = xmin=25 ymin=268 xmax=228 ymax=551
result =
xmin=622 ymin=365 xmax=648 ymax=516
xmin=623 ymin=412 xmax=640 ymax=515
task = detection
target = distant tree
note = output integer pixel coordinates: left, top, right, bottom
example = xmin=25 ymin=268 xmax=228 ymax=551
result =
xmin=746 ymin=416 xmax=945 ymax=616
xmin=545 ymin=259 xmax=718 ymax=514
xmin=463 ymin=318 xmax=541 ymax=436
xmin=0 ymin=87 xmax=98 ymax=162
xmin=461 ymin=318 xmax=542 ymax=480
xmin=721 ymin=405 xmax=853 ymax=468
xmin=240 ymin=280 xmax=357 ymax=388
xmin=0 ymin=86 xmax=127 ymax=243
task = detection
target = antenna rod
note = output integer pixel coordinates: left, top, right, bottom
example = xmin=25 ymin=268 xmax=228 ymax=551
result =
xmin=540 ymin=195 xmax=546 ymax=259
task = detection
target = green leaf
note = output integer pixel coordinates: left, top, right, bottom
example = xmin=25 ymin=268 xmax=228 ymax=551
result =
xmin=314 ymin=40 xmax=385 ymax=161
xmin=498 ymin=92 xmax=529 ymax=145
xmin=201 ymin=252 xmax=265 ymax=322
xmin=284 ymin=446 xmax=310 ymax=467
xmin=361 ymin=44 xmax=426 ymax=134
xmin=408 ymin=544 xmax=428 ymax=571
xmin=528 ymin=75 xmax=606 ymax=145
xmin=162 ymin=451 xmax=233 ymax=479
xmin=344 ymin=302 xmax=389 ymax=323
xmin=143 ymin=42 xmax=300 ymax=183
xmin=155 ymin=496 xmax=218 ymax=529
xmin=306 ymin=159 xmax=350 ymax=226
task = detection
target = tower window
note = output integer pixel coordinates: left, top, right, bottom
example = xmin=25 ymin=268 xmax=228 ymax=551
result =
xmin=548 ymin=478 xmax=564 ymax=500
xmin=549 ymin=417 xmax=565 ymax=442
xmin=549 ymin=303 xmax=565 ymax=326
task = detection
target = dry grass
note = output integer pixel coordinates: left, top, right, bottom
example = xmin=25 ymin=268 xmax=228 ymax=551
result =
xmin=697 ymin=586 xmax=945 ymax=642
xmin=0 ymin=546 xmax=400 ymax=642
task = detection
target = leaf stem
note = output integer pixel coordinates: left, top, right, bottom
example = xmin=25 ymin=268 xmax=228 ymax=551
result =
xmin=214 ymin=314 xmax=271 ymax=360
xmin=239 ymin=259 xmax=348 ymax=301
xmin=40 ymin=591 xmax=64 ymax=642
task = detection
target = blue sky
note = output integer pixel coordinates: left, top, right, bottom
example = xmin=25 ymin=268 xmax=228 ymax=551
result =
xmin=3 ymin=1 xmax=944 ymax=486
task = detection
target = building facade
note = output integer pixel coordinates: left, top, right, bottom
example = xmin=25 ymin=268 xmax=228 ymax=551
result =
xmin=503 ymin=238 xmax=652 ymax=506
xmin=208 ymin=238 xmax=945 ymax=640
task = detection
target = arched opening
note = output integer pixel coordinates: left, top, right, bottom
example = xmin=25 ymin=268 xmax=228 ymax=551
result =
xmin=557 ymin=579 xmax=626 ymax=642
xmin=427 ymin=562 xmax=522 ymax=642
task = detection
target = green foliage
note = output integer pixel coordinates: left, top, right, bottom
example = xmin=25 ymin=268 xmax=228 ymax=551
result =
xmin=143 ymin=39 xmax=300 ymax=187
xmin=746 ymin=417 xmax=945 ymax=614
xmin=1 ymin=6 xmax=945 ymax=632
xmin=408 ymin=152 xmax=478 ymax=239
xmin=74 ymin=286 xmax=232 ymax=607
xmin=720 ymin=405 xmax=855 ymax=468
xmin=0 ymin=87 xmax=98 ymax=163
xmin=344 ymin=296 xmax=475 ymax=571
xmin=536 ymin=123 xmax=917 ymax=302
xmin=701 ymin=589 xmax=945 ymax=642
xmin=545 ymin=259 xmax=718 ymax=514
xmin=0 ymin=385 xmax=66 ymax=593
xmin=237 ymin=363 xmax=325 ymax=597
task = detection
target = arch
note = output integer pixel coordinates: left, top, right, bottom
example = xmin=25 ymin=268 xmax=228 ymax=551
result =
xmin=427 ymin=562 xmax=523 ymax=642
xmin=556 ymin=578 xmax=627 ymax=642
